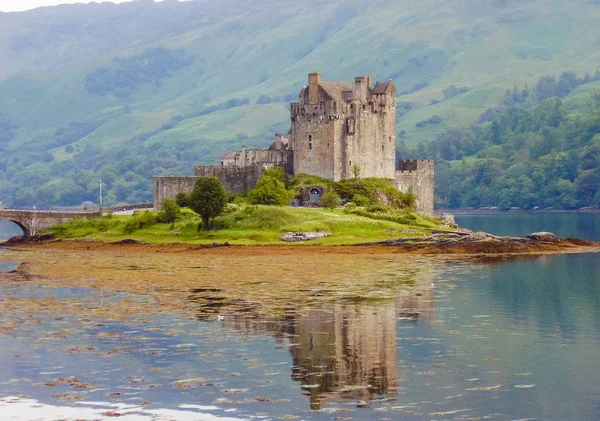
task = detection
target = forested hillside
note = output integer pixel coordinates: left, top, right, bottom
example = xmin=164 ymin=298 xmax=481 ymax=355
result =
xmin=400 ymin=74 xmax=600 ymax=209
xmin=1 ymin=0 xmax=600 ymax=208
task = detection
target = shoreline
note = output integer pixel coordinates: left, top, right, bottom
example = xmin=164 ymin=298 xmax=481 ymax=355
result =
xmin=2 ymin=235 xmax=599 ymax=257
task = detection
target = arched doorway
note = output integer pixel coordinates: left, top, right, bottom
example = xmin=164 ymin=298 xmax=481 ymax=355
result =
xmin=0 ymin=220 xmax=28 ymax=240
xmin=309 ymin=188 xmax=322 ymax=203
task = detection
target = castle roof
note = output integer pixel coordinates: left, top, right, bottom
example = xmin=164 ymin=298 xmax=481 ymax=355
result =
xmin=268 ymin=137 xmax=288 ymax=151
xmin=372 ymin=81 xmax=393 ymax=95
xmin=319 ymin=81 xmax=356 ymax=102
xmin=221 ymin=151 xmax=237 ymax=160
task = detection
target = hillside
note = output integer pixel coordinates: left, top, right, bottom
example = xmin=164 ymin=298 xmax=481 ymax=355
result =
xmin=1 ymin=0 xmax=600 ymax=207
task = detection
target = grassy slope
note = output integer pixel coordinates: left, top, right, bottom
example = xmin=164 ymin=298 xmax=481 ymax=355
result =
xmin=51 ymin=206 xmax=442 ymax=246
xmin=1 ymin=0 xmax=600 ymax=205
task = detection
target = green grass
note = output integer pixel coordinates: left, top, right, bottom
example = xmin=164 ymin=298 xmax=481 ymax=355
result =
xmin=49 ymin=206 xmax=443 ymax=246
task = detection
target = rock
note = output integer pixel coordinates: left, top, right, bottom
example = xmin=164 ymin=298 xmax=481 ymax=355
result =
xmin=112 ymin=239 xmax=148 ymax=245
xmin=465 ymin=231 xmax=491 ymax=241
xmin=279 ymin=231 xmax=330 ymax=242
xmin=525 ymin=232 xmax=559 ymax=242
xmin=440 ymin=213 xmax=459 ymax=229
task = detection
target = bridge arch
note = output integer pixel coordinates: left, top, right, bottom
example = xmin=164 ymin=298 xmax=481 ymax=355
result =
xmin=0 ymin=219 xmax=28 ymax=239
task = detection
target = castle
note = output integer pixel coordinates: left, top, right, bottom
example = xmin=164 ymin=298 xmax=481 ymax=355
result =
xmin=153 ymin=72 xmax=434 ymax=215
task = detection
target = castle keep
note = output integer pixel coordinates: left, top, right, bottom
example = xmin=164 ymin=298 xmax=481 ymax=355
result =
xmin=290 ymin=72 xmax=396 ymax=180
xmin=154 ymin=72 xmax=435 ymax=215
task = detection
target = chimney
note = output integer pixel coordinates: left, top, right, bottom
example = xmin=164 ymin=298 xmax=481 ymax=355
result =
xmin=241 ymin=139 xmax=246 ymax=153
xmin=308 ymin=72 xmax=321 ymax=105
xmin=366 ymin=76 xmax=372 ymax=89
xmin=355 ymin=76 xmax=367 ymax=102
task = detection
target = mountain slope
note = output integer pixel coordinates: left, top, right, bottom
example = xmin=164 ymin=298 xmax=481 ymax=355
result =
xmin=1 ymin=0 xmax=600 ymax=207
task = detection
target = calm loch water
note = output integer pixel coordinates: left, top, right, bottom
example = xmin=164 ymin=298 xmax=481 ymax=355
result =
xmin=0 ymin=213 xmax=599 ymax=420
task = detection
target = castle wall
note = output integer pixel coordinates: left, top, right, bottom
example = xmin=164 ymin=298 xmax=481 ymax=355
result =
xmin=222 ymin=149 xmax=292 ymax=171
xmin=194 ymin=164 xmax=269 ymax=194
xmin=153 ymin=176 xmax=199 ymax=209
xmin=290 ymin=103 xmax=339 ymax=180
xmin=344 ymin=97 xmax=396 ymax=180
xmin=395 ymin=160 xmax=435 ymax=216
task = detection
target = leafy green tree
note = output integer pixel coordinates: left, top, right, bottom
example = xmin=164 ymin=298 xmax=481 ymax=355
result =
xmin=188 ymin=177 xmax=227 ymax=231
xmin=320 ymin=189 xmax=340 ymax=210
xmin=248 ymin=175 xmax=290 ymax=206
xmin=351 ymin=164 xmax=361 ymax=179
xmin=158 ymin=198 xmax=180 ymax=223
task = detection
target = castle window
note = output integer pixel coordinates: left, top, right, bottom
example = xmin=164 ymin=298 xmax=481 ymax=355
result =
xmin=309 ymin=142 xmax=312 ymax=150
xmin=349 ymin=161 xmax=352 ymax=166
xmin=221 ymin=161 xmax=224 ymax=166
xmin=382 ymin=145 xmax=385 ymax=151
xmin=389 ymin=136 xmax=392 ymax=143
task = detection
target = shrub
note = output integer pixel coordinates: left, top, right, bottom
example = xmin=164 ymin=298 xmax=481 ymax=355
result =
xmin=175 ymin=192 xmax=190 ymax=208
xmin=248 ymin=175 xmax=290 ymax=206
xmin=157 ymin=198 xmax=180 ymax=223
xmin=188 ymin=177 xmax=227 ymax=231
xmin=221 ymin=203 xmax=241 ymax=215
xmin=123 ymin=211 xmax=159 ymax=234
xmin=367 ymin=204 xmax=387 ymax=213
xmin=263 ymin=167 xmax=288 ymax=186
xmin=351 ymin=194 xmax=371 ymax=207
xmin=343 ymin=202 xmax=357 ymax=212
xmin=321 ymin=190 xmax=340 ymax=210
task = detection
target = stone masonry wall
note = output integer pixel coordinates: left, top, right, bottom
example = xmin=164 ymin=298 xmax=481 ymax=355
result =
xmin=290 ymin=78 xmax=396 ymax=181
xmin=394 ymin=160 xmax=435 ymax=216
xmin=194 ymin=164 xmax=270 ymax=193
xmin=153 ymin=176 xmax=199 ymax=210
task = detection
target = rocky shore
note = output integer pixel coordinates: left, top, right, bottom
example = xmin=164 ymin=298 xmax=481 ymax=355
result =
xmin=357 ymin=230 xmax=597 ymax=254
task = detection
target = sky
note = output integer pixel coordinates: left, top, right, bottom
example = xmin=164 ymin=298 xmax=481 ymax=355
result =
xmin=0 ymin=0 xmax=135 ymax=12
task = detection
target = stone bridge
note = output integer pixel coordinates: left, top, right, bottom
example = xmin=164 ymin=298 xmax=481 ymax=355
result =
xmin=0 ymin=209 xmax=101 ymax=238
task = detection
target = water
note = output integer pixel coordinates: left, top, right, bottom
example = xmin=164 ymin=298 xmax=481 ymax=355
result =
xmin=0 ymin=213 xmax=599 ymax=420
xmin=454 ymin=210 xmax=600 ymax=240
xmin=0 ymin=220 xmax=23 ymax=240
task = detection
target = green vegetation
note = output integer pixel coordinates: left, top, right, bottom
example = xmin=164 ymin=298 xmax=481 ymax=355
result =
xmin=188 ymin=177 xmax=227 ymax=231
xmin=49 ymin=205 xmax=442 ymax=246
xmin=320 ymin=190 xmax=340 ymax=210
xmin=401 ymin=73 xmax=600 ymax=209
xmin=248 ymin=171 xmax=291 ymax=206
xmin=2 ymin=0 xmax=600 ymax=208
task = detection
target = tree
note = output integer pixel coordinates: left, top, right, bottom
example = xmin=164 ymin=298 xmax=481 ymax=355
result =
xmin=158 ymin=198 xmax=180 ymax=223
xmin=320 ymin=189 xmax=340 ymax=210
xmin=248 ymin=175 xmax=289 ymax=206
xmin=175 ymin=192 xmax=189 ymax=207
xmin=351 ymin=164 xmax=361 ymax=179
xmin=188 ymin=177 xmax=226 ymax=231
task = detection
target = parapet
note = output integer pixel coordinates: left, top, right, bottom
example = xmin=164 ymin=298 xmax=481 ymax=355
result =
xmin=398 ymin=159 xmax=434 ymax=173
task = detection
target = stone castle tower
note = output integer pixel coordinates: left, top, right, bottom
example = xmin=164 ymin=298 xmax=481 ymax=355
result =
xmin=290 ymin=72 xmax=397 ymax=181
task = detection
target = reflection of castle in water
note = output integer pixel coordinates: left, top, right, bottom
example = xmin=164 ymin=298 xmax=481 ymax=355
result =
xmin=189 ymin=278 xmax=434 ymax=409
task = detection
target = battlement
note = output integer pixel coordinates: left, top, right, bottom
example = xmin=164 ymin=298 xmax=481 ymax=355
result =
xmin=398 ymin=159 xmax=434 ymax=173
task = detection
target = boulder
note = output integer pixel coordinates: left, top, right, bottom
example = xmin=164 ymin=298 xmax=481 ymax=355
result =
xmin=279 ymin=231 xmax=330 ymax=242
xmin=525 ymin=232 xmax=559 ymax=242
